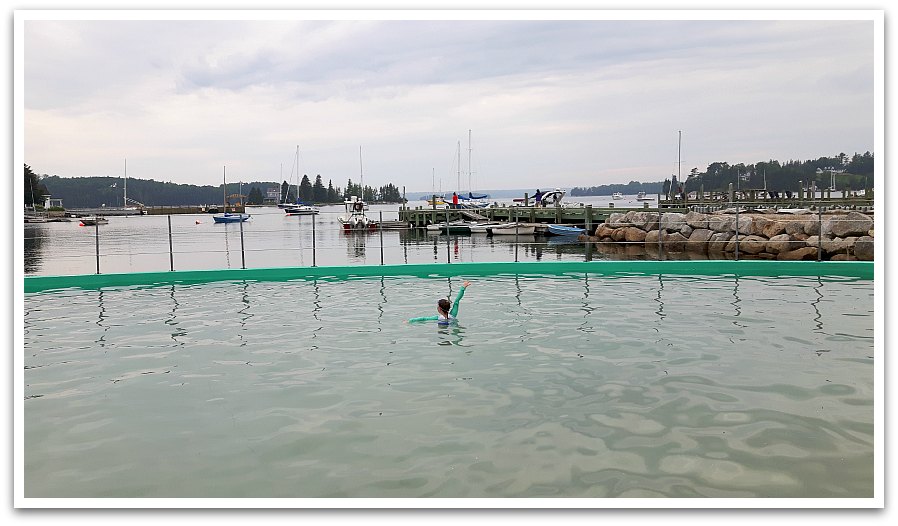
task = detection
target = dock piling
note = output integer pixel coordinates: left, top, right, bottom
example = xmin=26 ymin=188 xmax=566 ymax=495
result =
xmin=95 ymin=220 xmax=100 ymax=274
xmin=239 ymin=215 xmax=246 ymax=269
xmin=168 ymin=215 xmax=174 ymax=271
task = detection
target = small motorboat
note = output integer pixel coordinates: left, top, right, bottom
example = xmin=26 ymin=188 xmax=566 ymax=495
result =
xmin=79 ymin=216 xmax=109 ymax=226
xmin=339 ymin=196 xmax=376 ymax=231
xmin=636 ymin=191 xmax=655 ymax=201
xmin=546 ymin=224 xmax=586 ymax=236
xmin=468 ymin=222 xmax=504 ymax=234
xmin=426 ymin=220 xmax=471 ymax=234
xmin=487 ymin=223 xmax=536 ymax=236
xmin=284 ymin=204 xmax=319 ymax=215
xmin=213 ymin=213 xmax=251 ymax=223
xmin=612 ymin=192 xmax=624 ymax=200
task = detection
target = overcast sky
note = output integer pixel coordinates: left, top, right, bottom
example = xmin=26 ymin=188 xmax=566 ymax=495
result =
xmin=22 ymin=14 xmax=874 ymax=192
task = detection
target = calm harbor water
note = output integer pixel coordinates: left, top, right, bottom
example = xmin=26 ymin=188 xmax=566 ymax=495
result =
xmin=24 ymin=195 xmax=662 ymax=276
xmin=24 ymin=272 xmax=873 ymax=498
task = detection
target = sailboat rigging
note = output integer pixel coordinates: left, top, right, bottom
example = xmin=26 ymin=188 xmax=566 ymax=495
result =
xmin=213 ymin=166 xmax=250 ymax=223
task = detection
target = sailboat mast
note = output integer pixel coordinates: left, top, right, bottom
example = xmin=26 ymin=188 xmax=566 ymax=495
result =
xmin=675 ymin=130 xmax=682 ymax=200
xmin=468 ymin=130 xmax=472 ymax=194
xmin=359 ymin=145 xmax=364 ymax=197
xmin=223 ymin=165 xmax=226 ymax=210
xmin=124 ymin=158 xmax=127 ymax=207
xmin=457 ymin=140 xmax=461 ymax=193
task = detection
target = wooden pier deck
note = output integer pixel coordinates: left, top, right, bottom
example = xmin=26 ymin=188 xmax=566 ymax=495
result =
xmin=399 ymin=203 xmax=663 ymax=230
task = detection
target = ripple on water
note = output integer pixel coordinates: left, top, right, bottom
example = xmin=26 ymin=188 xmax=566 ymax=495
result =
xmin=23 ymin=273 xmax=874 ymax=498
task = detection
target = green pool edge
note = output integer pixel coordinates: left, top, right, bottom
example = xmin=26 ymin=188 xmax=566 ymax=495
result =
xmin=24 ymin=260 xmax=874 ymax=294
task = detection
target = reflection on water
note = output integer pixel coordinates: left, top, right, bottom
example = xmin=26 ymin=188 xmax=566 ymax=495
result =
xmin=24 ymin=225 xmax=48 ymax=274
xmin=24 ymin=273 xmax=874 ymax=499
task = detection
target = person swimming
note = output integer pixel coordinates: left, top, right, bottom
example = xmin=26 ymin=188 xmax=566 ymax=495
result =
xmin=409 ymin=280 xmax=472 ymax=324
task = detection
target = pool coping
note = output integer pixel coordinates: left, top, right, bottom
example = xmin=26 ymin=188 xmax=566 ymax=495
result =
xmin=23 ymin=260 xmax=874 ymax=293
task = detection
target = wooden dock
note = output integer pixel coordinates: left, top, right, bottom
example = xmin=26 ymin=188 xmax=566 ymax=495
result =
xmin=399 ymin=203 xmax=662 ymax=230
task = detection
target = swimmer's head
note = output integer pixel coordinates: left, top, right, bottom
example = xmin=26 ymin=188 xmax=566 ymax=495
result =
xmin=437 ymin=298 xmax=451 ymax=316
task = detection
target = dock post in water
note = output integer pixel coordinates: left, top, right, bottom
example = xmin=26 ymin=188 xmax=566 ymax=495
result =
xmin=514 ymin=208 xmax=519 ymax=263
xmin=446 ymin=209 xmax=451 ymax=264
xmin=95 ymin=220 xmax=100 ymax=274
xmin=817 ymin=206 xmax=823 ymax=262
xmin=239 ymin=215 xmax=246 ymax=269
xmin=168 ymin=215 xmax=174 ymax=271
xmin=734 ymin=205 xmax=740 ymax=261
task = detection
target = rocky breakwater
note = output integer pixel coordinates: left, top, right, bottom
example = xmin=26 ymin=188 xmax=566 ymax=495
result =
xmin=587 ymin=209 xmax=874 ymax=261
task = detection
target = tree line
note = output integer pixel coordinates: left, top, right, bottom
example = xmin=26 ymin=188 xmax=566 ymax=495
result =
xmin=24 ymin=167 xmax=407 ymax=208
xmin=570 ymin=151 xmax=874 ymax=197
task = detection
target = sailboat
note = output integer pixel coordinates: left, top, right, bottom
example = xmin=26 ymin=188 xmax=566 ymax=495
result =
xmin=339 ymin=146 xmax=376 ymax=231
xmin=281 ymin=146 xmax=320 ymax=215
xmin=213 ymin=166 xmax=251 ymax=223
xmin=455 ymin=130 xmax=490 ymax=207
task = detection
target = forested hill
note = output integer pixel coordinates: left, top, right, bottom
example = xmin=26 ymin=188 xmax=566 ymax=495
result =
xmin=569 ymin=181 xmax=664 ymax=197
xmin=570 ymin=151 xmax=874 ymax=196
xmin=39 ymin=175 xmax=405 ymax=207
xmin=41 ymin=175 xmax=256 ymax=208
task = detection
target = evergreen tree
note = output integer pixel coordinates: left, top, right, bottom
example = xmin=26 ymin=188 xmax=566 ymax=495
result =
xmin=246 ymin=186 xmax=263 ymax=205
xmin=327 ymin=179 xmax=337 ymax=203
xmin=299 ymin=174 xmax=313 ymax=202
xmin=312 ymin=174 xmax=327 ymax=203
xmin=24 ymin=164 xmax=48 ymax=208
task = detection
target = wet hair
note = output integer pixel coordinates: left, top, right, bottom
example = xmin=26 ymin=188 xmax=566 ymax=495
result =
xmin=438 ymin=298 xmax=451 ymax=314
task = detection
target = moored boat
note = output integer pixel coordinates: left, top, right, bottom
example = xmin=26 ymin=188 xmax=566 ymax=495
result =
xmin=213 ymin=213 xmax=250 ymax=223
xmin=486 ymin=223 xmax=536 ymax=236
xmin=612 ymin=192 xmax=624 ymax=200
xmin=284 ymin=203 xmax=319 ymax=215
xmin=79 ymin=216 xmax=109 ymax=226
xmin=636 ymin=191 xmax=655 ymax=201
xmin=546 ymin=224 xmax=586 ymax=236
xmin=339 ymin=195 xmax=376 ymax=231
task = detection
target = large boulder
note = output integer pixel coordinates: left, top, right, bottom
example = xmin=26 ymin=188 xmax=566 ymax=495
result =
xmin=595 ymin=224 xmax=614 ymax=238
xmin=830 ymin=211 xmax=874 ymax=237
xmin=728 ymin=215 xmax=753 ymax=235
xmin=854 ymin=235 xmax=874 ymax=261
xmin=708 ymin=232 xmax=732 ymax=252
xmin=830 ymin=254 xmax=858 ymax=261
xmin=664 ymin=231 xmax=688 ymax=252
xmin=660 ymin=212 xmax=687 ymax=232
xmin=804 ymin=218 xmax=820 ymax=236
xmin=708 ymin=214 xmax=731 ymax=233
xmin=684 ymin=211 xmax=709 ymax=229
xmin=644 ymin=229 xmax=661 ymax=248
xmin=607 ymin=212 xmax=627 ymax=228
xmin=751 ymin=216 xmax=773 ymax=237
xmin=784 ymin=220 xmax=811 ymax=237
xmin=737 ymin=235 xmax=768 ymax=254
xmin=766 ymin=233 xmax=799 ymax=254
xmin=612 ymin=227 xmax=627 ymax=242
xmin=761 ymin=219 xmax=787 ymax=238
xmin=687 ymin=228 xmax=714 ymax=253
xmin=631 ymin=211 xmax=659 ymax=231
xmin=624 ymin=227 xmax=647 ymax=243
xmin=821 ymin=236 xmax=857 ymax=256
xmin=680 ymin=225 xmax=693 ymax=238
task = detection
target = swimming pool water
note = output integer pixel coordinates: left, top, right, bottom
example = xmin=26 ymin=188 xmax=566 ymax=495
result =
xmin=23 ymin=272 xmax=874 ymax=499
